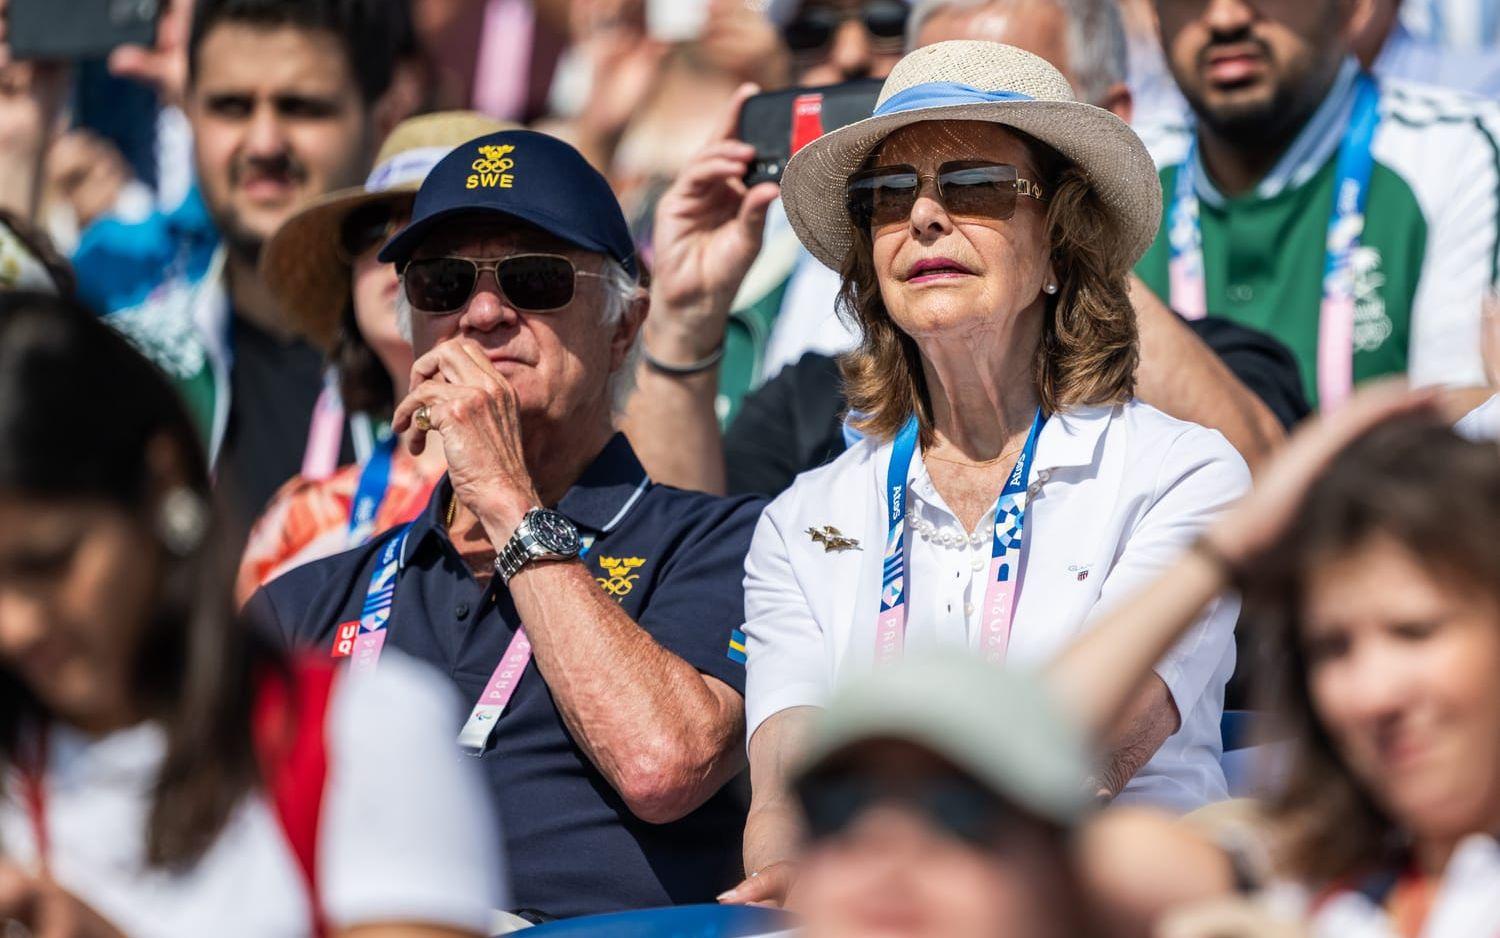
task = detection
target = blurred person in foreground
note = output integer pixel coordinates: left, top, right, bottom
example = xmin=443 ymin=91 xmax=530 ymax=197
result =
xmin=1049 ymin=383 xmax=1500 ymax=937
xmin=723 ymin=40 xmax=1249 ymax=907
xmin=0 ymin=293 xmax=501 ymax=937
xmin=76 ymin=0 xmax=413 ymax=533
xmin=250 ymin=129 xmax=763 ymax=918
xmin=625 ymin=0 xmax=1289 ymax=496
xmin=237 ymin=110 xmax=507 ymax=604
xmin=782 ymin=652 xmax=1099 ymax=938
xmin=1137 ymin=0 xmax=1500 ymax=413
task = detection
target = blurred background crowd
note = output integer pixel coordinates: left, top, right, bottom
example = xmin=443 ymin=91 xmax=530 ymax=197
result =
xmin=0 ymin=0 xmax=1498 ymax=936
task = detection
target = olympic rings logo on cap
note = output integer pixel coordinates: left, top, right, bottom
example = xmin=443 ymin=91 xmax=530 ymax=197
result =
xmin=467 ymin=143 xmax=517 ymax=189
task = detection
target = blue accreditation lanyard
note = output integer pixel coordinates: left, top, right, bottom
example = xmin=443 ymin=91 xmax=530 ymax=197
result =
xmin=875 ymin=408 xmax=1046 ymax=664
xmin=334 ymin=512 xmax=595 ymax=756
xmin=1168 ymin=72 xmax=1381 ymax=409
xmin=346 ymin=431 xmax=398 ymax=547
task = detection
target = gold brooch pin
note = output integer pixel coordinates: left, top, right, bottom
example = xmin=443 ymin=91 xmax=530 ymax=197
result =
xmin=807 ymin=525 xmax=861 ymax=553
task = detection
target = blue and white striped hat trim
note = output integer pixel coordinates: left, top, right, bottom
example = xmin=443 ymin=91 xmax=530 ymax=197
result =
xmin=872 ymin=82 xmax=1036 ymax=118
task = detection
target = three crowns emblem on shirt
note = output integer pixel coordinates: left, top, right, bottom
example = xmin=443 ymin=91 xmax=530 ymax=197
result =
xmin=596 ymin=556 xmax=647 ymax=599
xmin=467 ymin=143 xmax=517 ymax=190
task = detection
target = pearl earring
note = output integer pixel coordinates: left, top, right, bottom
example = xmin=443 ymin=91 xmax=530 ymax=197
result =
xmin=1043 ymin=282 xmax=1058 ymax=295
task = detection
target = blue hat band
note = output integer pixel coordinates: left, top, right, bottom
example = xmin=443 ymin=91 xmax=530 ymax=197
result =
xmin=872 ymin=82 xmax=1036 ymax=117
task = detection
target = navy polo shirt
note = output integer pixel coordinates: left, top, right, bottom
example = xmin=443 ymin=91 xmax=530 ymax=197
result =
xmin=248 ymin=434 xmax=765 ymax=918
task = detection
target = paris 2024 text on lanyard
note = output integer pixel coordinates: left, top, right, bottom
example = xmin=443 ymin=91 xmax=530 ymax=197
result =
xmin=876 ymin=407 xmax=1046 ymax=664
xmin=1168 ymin=72 xmax=1380 ymax=410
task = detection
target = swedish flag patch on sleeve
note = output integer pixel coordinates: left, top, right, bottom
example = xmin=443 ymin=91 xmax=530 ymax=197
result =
xmin=727 ymin=629 xmax=747 ymax=664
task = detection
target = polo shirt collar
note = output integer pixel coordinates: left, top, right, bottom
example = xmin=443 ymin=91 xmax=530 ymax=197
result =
xmin=1035 ymin=404 xmax=1111 ymax=472
xmin=898 ymin=403 xmax=1112 ymax=495
xmin=1192 ymin=57 xmax=1363 ymax=208
xmin=406 ymin=432 xmax=652 ymax=555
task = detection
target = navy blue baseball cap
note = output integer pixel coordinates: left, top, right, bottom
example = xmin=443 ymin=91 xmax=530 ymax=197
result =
xmin=378 ymin=129 xmax=639 ymax=278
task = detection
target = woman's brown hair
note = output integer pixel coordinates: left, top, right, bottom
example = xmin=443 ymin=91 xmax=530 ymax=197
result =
xmin=837 ymin=126 xmax=1139 ymax=443
xmin=1244 ymin=419 xmax=1500 ymax=884
xmin=0 ymin=292 xmax=286 ymax=870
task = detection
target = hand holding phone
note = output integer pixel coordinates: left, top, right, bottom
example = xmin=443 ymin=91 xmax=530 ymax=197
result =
xmin=648 ymin=84 xmax=781 ymax=364
xmin=736 ymin=78 xmax=884 ymax=186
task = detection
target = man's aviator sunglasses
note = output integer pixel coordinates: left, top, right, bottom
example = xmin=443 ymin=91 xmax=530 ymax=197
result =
xmin=401 ymin=254 xmax=608 ymax=314
xmin=846 ymin=161 xmax=1048 ymax=229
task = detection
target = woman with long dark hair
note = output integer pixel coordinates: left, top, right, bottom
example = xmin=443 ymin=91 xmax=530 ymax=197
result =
xmin=0 ymin=293 xmax=501 ymax=937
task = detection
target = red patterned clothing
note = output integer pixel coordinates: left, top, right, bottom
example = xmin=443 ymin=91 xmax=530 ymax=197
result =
xmin=237 ymin=449 xmax=442 ymax=605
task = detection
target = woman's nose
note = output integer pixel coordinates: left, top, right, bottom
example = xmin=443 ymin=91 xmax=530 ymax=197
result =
xmin=907 ymin=180 xmax=954 ymax=240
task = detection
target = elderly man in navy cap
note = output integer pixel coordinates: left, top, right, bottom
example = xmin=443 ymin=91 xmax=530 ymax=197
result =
xmin=248 ymin=130 xmax=764 ymax=919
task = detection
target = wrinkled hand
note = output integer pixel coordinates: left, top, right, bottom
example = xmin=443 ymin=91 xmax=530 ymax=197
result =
xmin=0 ymin=863 xmax=129 ymax=938
xmin=648 ymin=83 xmax=779 ymax=362
xmin=717 ymin=859 xmax=798 ymax=908
xmin=392 ymin=337 xmax=540 ymax=538
xmin=106 ymin=0 xmax=190 ymax=107
xmin=1205 ymin=381 xmax=1443 ymax=566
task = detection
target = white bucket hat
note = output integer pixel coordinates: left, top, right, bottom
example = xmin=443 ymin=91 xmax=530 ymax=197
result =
xmin=779 ymin=40 xmax=1162 ymax=272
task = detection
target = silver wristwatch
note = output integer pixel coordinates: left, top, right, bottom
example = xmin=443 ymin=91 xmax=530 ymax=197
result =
xmin=493 ymin=508 xmax=581 ymax=585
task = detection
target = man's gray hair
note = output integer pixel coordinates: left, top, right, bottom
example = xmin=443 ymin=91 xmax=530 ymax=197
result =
xmin=395 ymin=256 xmax=642 ymax=413
xmin=906 ymin=0 xmax=1127 ymax=107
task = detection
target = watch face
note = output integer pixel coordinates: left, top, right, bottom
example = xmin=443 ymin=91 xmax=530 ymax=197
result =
xmin=528 ymin=509 xmax=580 ymax=556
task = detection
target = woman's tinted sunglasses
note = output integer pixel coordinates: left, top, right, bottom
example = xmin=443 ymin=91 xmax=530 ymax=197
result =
xmin=846 ymin=160 xmax=1048 ymax=229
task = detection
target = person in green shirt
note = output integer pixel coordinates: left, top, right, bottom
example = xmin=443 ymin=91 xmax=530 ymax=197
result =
xmin=1138 ymin=0 xmax=1500 ymax=408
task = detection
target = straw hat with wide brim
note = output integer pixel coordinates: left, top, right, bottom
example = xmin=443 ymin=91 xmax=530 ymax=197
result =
xmin=779 ymin=40 xmax=1162 ymax=272
xmin=261 ymin=111 xmax=513 ymax=351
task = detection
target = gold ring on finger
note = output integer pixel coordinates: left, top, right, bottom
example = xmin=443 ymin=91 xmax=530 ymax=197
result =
xmin=414 ymin=404 xmax=433 ymax=432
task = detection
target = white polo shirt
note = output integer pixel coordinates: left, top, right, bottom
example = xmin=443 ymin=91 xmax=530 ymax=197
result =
xmin=0 ymin=653 xmax=505 ymax=938
xmin=743 ymin=400 xmax=1249 ymax=812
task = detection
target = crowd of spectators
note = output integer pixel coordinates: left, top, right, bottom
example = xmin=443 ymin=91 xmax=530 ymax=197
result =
xmin=0 ymin=0 xmax=1497 ymax=936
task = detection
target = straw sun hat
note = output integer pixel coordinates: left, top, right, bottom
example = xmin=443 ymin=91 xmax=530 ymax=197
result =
xmin=260 ymin=110 xmax=512 ymax=351
xmin=779 ymin=40 xmax=1162 ymax=272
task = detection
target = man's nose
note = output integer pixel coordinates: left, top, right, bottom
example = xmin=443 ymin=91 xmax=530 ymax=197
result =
xmin=243 ymin=102 xmax=290 ymax=158
xmin=1201 ymin=0 xmax=1256 ymax=36
xmin=459 ymin=269 xmax=517 ymax=332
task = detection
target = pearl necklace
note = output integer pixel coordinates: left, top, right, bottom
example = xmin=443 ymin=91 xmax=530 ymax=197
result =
xmin=905 ymin=504 xmax=988 ymax=550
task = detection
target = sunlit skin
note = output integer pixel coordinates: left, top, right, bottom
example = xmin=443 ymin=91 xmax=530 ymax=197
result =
xmin=1153 ymin=0 xmax=1354 ymax=172
xmin=351 ymin=206 xmax=415 ymax=396
xmin=1303 ymin=536 xmax=1500 ymax=874
xmin=795 ymin=740 xmax=1077 ymax=938
xmin=0 ymin=498 xmax=160 ymax=737
xmin=794 ymin=0 xmax=906 ymax=84
xmin=404 ymin=220 xmax=632 ymax=433
xmin=869 ymin=121 xmax=1054 ymax=354
xmin=187 ymin=24 xmax=371 ymax=257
